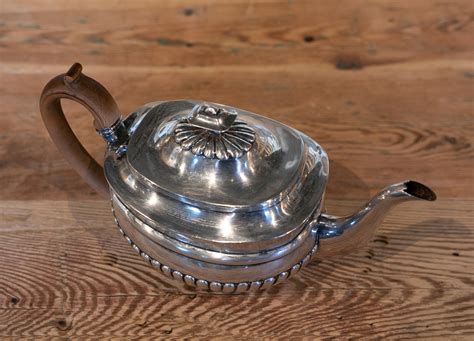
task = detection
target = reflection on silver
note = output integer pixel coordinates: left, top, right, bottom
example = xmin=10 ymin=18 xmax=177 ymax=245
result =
xmin=125 ymin=101 xmax=306 ymax=212
xmin=316 ymin=181 xmax=436 ymax=258
xmin=113 ymin=194 xmax=317 ymax=266
xmin=99 ymin=100 xmax=436 ymax=293
xmin=112 ymin=202 xmax=319 ymax=292
xmin=97 ymin=117 xmax=127 ymax=145
xmin=173 ymin=103 xmax=256 ymax=160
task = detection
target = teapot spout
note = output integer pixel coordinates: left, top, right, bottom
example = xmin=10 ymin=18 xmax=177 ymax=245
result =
xmin=315 ymin=180 xmax=436 ymax=258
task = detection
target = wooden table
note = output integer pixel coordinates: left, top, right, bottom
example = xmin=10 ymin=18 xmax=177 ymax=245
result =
xmin=1 ymin=1 xmax=473 ymax=338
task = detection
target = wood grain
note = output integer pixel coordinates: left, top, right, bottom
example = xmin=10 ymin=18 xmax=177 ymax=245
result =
xmin=0 ymin=0 xmax=473 ymax=339
xmin=1 ymin=199 xmax=473 ymax=338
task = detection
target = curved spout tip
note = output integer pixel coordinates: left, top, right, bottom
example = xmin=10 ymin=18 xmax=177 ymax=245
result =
xmin=403 ymin=180 xmax=437 ymax=201
xmin=315 ymin=180 xmax=436 ymax=258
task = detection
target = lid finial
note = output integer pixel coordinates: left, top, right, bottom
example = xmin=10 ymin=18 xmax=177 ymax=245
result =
xmin=173 ymin=103 xmax=256 ymax=160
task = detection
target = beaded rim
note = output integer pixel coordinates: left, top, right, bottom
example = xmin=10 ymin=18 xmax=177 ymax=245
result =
xmin=112 ymin=204 xmax=319 ymax=293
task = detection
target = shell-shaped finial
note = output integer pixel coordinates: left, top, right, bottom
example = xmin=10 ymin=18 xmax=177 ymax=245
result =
xmin=173 ymin=104 xmax=256 ymax=160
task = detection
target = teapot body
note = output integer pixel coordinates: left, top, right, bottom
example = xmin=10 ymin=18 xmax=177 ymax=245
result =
xmin=105 ymin=100 xmax=327 ymax=292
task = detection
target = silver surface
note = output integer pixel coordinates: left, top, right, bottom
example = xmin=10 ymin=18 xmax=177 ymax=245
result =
xmin=97 ymin=99 xmax=436 ymax=293
xmin=104 ymin=100 xmax=329 ymax=253
xmin=173 ymin=103 xmax=256 ymax=160
xmin=97 ymin=117 xmax=128 ymax=145
xmin=113 ymin=193 xmax=317 ymax=266
xmin=112 ymin=198 xmax=319 ymax=285
xmin=125 ymin=100 xmax=309 ymax=211
xmin=316 ymin=180 xmax=437 ymax=258
xmin=187 ymin=103 xmax=238 ymax=132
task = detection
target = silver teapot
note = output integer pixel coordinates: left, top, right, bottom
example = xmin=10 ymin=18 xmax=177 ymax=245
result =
xmin=40 ymin=63 xmax=436 ymax=293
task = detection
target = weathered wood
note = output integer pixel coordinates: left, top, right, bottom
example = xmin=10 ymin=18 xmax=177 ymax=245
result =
xmin=0 ymin=199 xmax=473 ymax=337
xmin=0 ymin=0 xmax=473 ymax=338
xmin=1 ymin=63 xmax=472 ymax=200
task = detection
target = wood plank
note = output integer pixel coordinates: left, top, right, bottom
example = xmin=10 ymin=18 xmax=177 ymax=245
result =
xmin=0 ymin=199 xmax=473 ymax=338
xmin=0 ymin=0 xmax=472 ymax=67
xmin=0 ymin=0 xmax=473 ymax=338
xmin=0 ymin=199 xmax=472 ymax=294
xmin=1 ymin=62 xmax=472 ymax=199
xmin=1 ymin=289 xmax=473 ymax=338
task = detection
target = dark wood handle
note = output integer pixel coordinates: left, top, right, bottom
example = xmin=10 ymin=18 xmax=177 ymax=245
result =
xmin=39 ymin=63 xmax=122 ymax=198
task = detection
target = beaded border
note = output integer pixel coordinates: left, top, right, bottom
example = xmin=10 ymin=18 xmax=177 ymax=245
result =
xmin=111 ymin=205 xmax=319 ymax=293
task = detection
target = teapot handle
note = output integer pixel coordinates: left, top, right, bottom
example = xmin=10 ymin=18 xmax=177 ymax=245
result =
xmin=39 ymin=63 xmax=122 ymax=198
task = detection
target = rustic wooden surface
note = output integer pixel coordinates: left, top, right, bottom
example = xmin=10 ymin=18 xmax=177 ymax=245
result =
xmin=1 ymin=0 xmax=473 ymax=339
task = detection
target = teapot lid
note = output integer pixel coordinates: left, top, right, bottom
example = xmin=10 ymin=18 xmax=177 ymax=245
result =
xmin=125 ymin=100 xmax=307 ymax=212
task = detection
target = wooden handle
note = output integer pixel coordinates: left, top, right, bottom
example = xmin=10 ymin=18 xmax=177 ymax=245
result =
xmin=39 ymin=63 xmax=122 ymax=198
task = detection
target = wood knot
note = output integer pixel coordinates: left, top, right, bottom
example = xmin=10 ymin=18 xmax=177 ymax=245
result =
xmin=183 ymin=8 xmax=195 ymax=16
xmin=335 ymin=56 xmax=363 ymax=70
xmin=54 ymin=318 xmax=71 ymax=331
xmin=10 ymin=296 xmax=19 ymax=305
